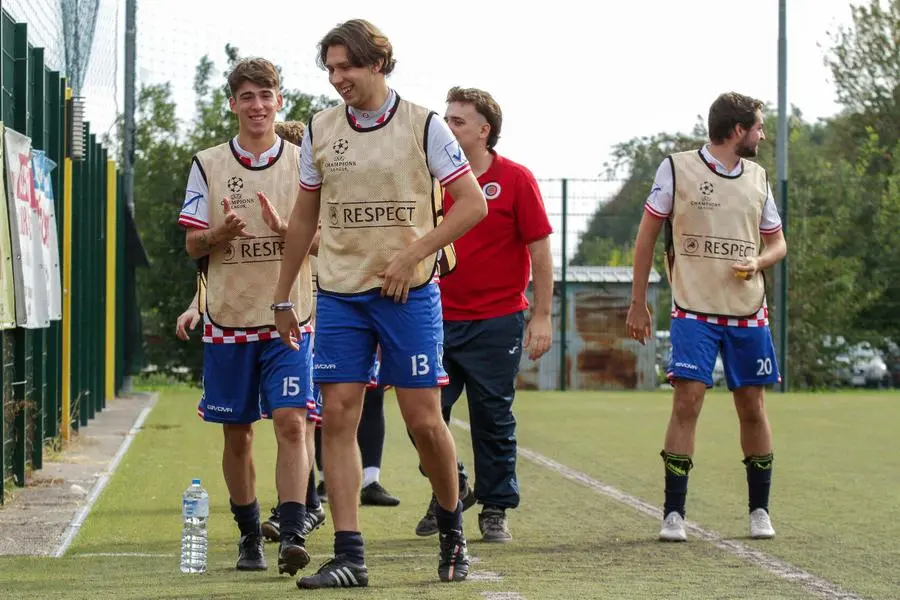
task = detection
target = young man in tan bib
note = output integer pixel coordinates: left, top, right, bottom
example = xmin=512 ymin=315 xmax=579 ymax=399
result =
xmin=273 ymin=19 xmax=487 ymax=589
xmin=178 ymin=61 xmax=315 ymax=577
xmin=626 ymin=92 xmax=787 ymax=543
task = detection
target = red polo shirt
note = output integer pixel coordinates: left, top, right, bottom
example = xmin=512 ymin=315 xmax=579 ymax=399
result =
xmin=440 ymin=152 xmax=553 ymax=321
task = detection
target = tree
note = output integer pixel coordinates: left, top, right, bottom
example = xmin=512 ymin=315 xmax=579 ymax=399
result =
xmin=131 ymin=83 xmax=199 ymax=379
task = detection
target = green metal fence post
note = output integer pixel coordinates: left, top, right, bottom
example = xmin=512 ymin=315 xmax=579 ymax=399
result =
xmin=83 ymin=124 xmax=95 ymax=424
xmin=559 ymin=179 xmax=568 ymax=391
xmin=95 ymin=139 xmax=106 ymax=414
xmin=45 ymin=69 xmax=62 ymax=440
xmin=30 ymin=46 xmax=46 ymax=471
xmin=116 ymin=172 xmax=125 ymax=394
xmin=12 ymin=22 xmax=32 ymax=487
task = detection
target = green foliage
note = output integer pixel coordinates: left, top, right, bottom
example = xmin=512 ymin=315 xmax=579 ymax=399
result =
xmin=131 ymin=47 xmax=338 ymax=380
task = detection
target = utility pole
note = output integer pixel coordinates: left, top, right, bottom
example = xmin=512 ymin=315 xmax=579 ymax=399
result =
xmin=124 ymin=0 xmax=137 ymax=215
xmin=775 ymin=0 xmax=789 ymax=391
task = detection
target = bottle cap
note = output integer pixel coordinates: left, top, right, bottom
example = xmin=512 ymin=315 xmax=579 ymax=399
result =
xmin=192 ymin=478 xmax=201 ymax=485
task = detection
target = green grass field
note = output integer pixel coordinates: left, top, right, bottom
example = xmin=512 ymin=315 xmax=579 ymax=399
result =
xmin=1 ymin=388 xmax=898 ymax=599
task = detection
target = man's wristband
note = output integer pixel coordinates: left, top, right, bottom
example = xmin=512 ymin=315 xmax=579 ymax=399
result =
xmin=271 ymin=301 xmax=295 ymax=312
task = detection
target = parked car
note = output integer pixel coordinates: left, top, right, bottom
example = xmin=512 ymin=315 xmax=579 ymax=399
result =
xmin=835 ymin=342 xmax=891 ymax=388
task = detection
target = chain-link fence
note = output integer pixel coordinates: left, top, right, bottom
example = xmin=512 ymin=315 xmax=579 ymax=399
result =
xmin=0 ymin=6 xmax=131 ymax=503
xmin=511 ymin=178 xmax=666 ymax=393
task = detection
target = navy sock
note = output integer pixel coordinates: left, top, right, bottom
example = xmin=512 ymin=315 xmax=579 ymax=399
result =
xmin=315 ymin=426 xmax=324 ymax=472
xmin=358 ymin=386 xmax=385 ymax=469
xmin=435 ymin=499 xmax=463 ymax=533
xmin=279 ymin=501 xmax=307 ymax=540
xmin=661 ymin=450 xmax=693 ymax=518
xmin=334 ymin=531 xmax=365 ymax=565
xmin=306 ymin=470 xmax=320 ymax=510
xmin=744 ymin=453 xmax=774 ymax=513
xmin=230 ymin=499 xmax=260 ymax=538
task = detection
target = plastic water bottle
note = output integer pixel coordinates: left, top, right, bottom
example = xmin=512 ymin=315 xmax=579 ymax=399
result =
xmin=180 ymin=479 xmax=209 ymax=573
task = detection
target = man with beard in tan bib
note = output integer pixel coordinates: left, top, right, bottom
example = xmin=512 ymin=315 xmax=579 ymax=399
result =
xmin=626 ymin=92 xmax=787 ymax=544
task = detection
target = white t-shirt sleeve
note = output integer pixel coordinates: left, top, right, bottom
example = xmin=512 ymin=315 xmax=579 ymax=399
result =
xmin=644 ymin=158 xmax=674 ymax=218
xmin=760 ymin=182 xmax=782 ymax=234
xmin=426 ymin=116 xmax=472 ymax=185
xmin=178 ymin=160 xmax=209 ymax=229
xmin=299 ymin=127 xmax=322 ymax=191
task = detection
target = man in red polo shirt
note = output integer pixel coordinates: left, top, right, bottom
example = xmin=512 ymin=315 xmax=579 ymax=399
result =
xmin=414 ymin=86 xmax=554 ymax=542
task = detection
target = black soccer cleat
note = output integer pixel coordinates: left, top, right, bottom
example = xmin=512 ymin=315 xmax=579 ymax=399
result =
xmin=300 ymin=505 xmax=327 ymax=537
xmin=278 ymin=533 xmax=311 ymax=576
xmin=297 ymin=555 xmax=369 ymax=589
xmin=360 ymin=481 xmax=400 ymax=506
xmin=261 ymin=505 xmax=280 ymax=542
xmin=438 ymin=529 xmax=470 ymax=582
xmin=236 ymin=533 xmax=267 ymax=571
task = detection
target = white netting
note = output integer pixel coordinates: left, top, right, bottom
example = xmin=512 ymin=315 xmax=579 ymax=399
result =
xmin=4 ymin=0 xmax=121 ymax=144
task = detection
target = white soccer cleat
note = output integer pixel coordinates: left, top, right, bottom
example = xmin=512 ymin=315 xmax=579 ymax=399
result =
xmin=749 ymin=508 xmax=776 ymax=539
xmin=659 ymin=511 xmax=687 ymax=542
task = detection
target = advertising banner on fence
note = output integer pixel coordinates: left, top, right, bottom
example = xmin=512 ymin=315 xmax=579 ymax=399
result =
xmin=31 ymin=149 xmax=62 ymax=320
xmin=4 ymin=126 xmax=49 ymax=328
xmin=0 ymin=123 xmax=15 ymax=329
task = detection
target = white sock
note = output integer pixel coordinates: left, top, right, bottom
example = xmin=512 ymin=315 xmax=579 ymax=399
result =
xmin=362 ymin=467 xmax=380 ymax=488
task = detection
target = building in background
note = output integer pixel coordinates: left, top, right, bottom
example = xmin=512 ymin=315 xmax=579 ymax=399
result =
xmin=517 ymin=266 xmax=662 ymax=392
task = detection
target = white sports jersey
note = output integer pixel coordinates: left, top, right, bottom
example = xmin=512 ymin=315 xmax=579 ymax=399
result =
xmin=178 ymin=135 xmax=312 ymax=344
xmin=299 ymin=88 xmax=472 ymax=192
xmin=645 ymin=145 xmax=783 ymax=327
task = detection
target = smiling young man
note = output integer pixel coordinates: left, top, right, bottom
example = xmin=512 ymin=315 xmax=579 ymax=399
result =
xmin=178 ymin=60 xmax=315 ymax=577
xmin=626 ymin=92 xmax=787 ymax=543
xmin=272 ymin=19 xmax=487 ymax=589
xmin=413 ymin=87 xmax=553 ymax=543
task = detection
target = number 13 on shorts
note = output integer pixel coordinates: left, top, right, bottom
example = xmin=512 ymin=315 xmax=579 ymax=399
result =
xmin=411 ymin=354 xmax=430 ymax=376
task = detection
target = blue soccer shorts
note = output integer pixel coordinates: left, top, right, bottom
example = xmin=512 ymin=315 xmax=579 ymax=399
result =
xmin=199 ymin=334 xmax=313 ymax=424
xmin=313 ymin=283 xmax=448 ymax=388
xmin=667 ymin=317 xmax=781 ymax=390
xmin=309 ymin=348 xmax=380 ymax=428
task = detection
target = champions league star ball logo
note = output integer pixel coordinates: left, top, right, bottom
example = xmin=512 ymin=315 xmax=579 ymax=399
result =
xmin=333 ymin=138 xmax=350 ymax=155
xmin=227 ymin=176 xmax=244 ymax=193
xmin=699 ymin=181 xmax=714 ymax=196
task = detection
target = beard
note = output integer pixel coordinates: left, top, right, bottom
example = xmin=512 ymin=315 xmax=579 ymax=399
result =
xmin=735 ymin=134 xmax=758 ymax=158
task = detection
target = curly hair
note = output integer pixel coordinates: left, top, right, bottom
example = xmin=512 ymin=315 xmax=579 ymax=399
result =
xmin=274 ymin=121 xmax=305 ymax=146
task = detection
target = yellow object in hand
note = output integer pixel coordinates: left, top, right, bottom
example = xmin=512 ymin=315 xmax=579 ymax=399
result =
xmin=734 ymin=270 xmax=752 ymax=281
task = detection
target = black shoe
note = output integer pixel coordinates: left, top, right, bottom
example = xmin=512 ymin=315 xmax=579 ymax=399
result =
xmin=479 ymin=506 xmax=512 ymax=543
xmin=316 ymin=480 xmax=327 ymax=504
xmin=297 ymin=555 xmax=369 ymax=589
xmin=460 ymin=479 xmax=476 ymax=512
xmin=261 ymin=506 xmax=280 ymax=542
xmin=415 ymin=495 xmax=439 ymax=537
xmin=236 ymin=533 xmax=267 ymax=571
xmin=438 ymin=529 xmax=469 ymax=582
xmin=278 ymin=533 xmax=311 ymax=576
xmin=360 ymin=481 xmax=400 ymax=507
xmin=416 ymin=479 xmax=476 ymax=537
xmin=300 ymin=505 xmax=327 ymax=537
